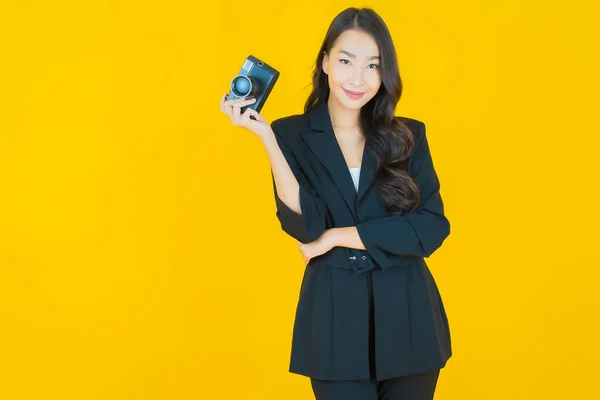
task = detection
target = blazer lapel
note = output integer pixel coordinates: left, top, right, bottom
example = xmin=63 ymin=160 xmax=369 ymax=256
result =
xmin=302 ymin=101 xmax=378 ymax=221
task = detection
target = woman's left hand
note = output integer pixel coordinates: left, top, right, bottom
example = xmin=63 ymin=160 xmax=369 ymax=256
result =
xmin=297 ymin=229 xmax=337 ymax=265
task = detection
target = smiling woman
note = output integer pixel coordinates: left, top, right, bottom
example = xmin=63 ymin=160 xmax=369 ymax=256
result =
xmin=322 ymin=33 xmax=382 ymax=105
xmin=265 ymin=7 xmax=452 ymax=400
xmin=222 ymin=6 xmax=452 ymax=400
xmin=305 ymin=10 xmax=421 ymax=217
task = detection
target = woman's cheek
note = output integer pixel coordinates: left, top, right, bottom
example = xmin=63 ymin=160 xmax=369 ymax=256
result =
xmin=367 ymin=76 xmax=381 ymax=90
xmin=332 ymin=66 xmax=348 ymax=83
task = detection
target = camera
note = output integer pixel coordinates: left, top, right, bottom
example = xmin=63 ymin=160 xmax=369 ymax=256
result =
xmin=227 ymin=55 xmax=280 ymax=118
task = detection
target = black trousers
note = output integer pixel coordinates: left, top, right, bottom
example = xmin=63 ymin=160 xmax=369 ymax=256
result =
xmin=309 ymin=271 xmax=441 ymax=400
xmin=310 ymin=369 xmax=440 ymax=400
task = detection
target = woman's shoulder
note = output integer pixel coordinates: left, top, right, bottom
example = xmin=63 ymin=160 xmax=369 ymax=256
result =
xmin=395 ymin=115 xmax=427 ymax=144
xmin=270 ymin=112 xmax=310 ymax=143
xmin=271 ymin=113 xmax=305 ymax=129
xmin=395 ymin=115 xmax=425 ymax=131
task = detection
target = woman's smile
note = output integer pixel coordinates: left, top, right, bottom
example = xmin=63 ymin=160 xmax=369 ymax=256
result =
xmin=343 ymin=88 xmax=366 ymax=99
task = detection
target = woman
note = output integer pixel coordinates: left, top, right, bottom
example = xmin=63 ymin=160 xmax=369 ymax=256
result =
xmin=220 ymin=7 xmax=452 ymax=400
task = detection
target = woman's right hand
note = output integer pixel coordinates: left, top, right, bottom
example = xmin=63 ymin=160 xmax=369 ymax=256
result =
xmin=298 ymin=241 xmax=312 ymax=266
xmin=220 ymin=92 xmax=272 ymax=139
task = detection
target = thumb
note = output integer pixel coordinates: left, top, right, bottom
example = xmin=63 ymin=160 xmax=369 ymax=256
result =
xmin=245 ymin=108 xmax=265 ymax=123
xmin=253 ymin=112 xmax=266 ymax=123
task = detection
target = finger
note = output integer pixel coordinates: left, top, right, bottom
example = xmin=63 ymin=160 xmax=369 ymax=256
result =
xmin=232 ymin=98 xmax=254 ymax=110
xmin=253 ymin=112 xmax=266 ymax=122
xmin=221 ymin=93 xmax=236 ymax=116
xmin=227 ymin=99 xmax=256 ymax=118
xmin=220 ymin=92 xmax=231 ymax=106
xmin=224 ymin=97 xmax=257 ymax=107
xmin=239 ymin=108 xmax=255 ymax=125
xmin=245 ymin=108 xmax=264 ymax=125
xmin=220 ymin=93 xmax=228 ymax=114
xmin=234 ymin=100 xmax=256 ymax=119
xmin=223 ymin=99 xmax=234 ymax=119
xmin=241 ymin=107 xmax=256 ymax=120
xmin=221 ymin=101 xmax=231 ymax=119
xmin=231 ymin=103 xmax=244 ymax=124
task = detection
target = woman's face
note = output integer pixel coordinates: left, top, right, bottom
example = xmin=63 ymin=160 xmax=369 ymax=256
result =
xmin=322 ymin=29 xmax=382 ymax=111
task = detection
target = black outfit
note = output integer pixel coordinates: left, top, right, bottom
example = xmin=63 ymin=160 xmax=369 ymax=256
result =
xmin=270 ymin=100 xmax=452 ymax=384
xmin=310 ymin=369 xmax=440 ymax=400
xmin=309 ymin=269 xmax=440 ymax=399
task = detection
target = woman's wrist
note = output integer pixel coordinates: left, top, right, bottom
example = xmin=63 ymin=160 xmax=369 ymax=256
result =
xmin=324 ymin=228 xmax=342 ymax=249
xmin=259 ymin=127 xmax=276 ymax=144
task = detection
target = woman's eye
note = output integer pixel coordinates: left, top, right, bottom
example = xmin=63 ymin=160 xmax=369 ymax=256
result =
xmin=339 ymin=59 xmax=379 ymax=69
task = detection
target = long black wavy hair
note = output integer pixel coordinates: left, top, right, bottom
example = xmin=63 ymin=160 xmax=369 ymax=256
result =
xmin=304 ymin=7 xmax=420 ymax=214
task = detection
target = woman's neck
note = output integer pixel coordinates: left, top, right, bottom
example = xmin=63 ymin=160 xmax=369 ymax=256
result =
xmin=327 ymin=96 xmax=360 ymax=131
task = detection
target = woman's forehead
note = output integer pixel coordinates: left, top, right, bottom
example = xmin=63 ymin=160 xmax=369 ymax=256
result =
xmin=332 ymin=30 xmax=380 ymax=57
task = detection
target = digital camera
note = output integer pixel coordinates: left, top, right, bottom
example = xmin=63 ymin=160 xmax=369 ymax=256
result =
xmin=227 ymin=55 xmax=279 ymax=117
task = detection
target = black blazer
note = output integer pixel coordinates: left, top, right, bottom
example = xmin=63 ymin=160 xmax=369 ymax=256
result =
xmin=270 ymin=100 xmax=452 ymax=381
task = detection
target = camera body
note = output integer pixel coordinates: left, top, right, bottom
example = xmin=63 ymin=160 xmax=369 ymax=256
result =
xmin=227 ymin=55 xmax=279 ymax=115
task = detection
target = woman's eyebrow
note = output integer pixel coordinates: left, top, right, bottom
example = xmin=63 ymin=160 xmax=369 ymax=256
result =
xmin=338 ymin=49 xmax=380 ymax=60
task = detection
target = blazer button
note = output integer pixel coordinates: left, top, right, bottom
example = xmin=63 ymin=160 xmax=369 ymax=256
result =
xmin=349 ymin=256 xmax=356 ymax=260
xmin=361 ymin=256 xmax=367 ymax=260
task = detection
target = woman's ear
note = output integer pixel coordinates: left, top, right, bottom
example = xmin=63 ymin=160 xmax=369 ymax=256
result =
xmin=322 ymin=52 xmax=328 ymax=75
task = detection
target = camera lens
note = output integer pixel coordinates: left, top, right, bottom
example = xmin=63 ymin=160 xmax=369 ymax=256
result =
xmin=233 ymin=77 xmax=250 ymax=95
xmin=231 ymin=75 xmax=261 ymax=98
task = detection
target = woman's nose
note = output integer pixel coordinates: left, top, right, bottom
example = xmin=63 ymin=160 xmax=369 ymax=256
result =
xmin=350 ymin=67 xmax=364 ymax=85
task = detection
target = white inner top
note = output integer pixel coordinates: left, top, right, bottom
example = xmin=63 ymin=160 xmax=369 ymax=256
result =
xmin=349 ymin=166 xmax=361 ymax=192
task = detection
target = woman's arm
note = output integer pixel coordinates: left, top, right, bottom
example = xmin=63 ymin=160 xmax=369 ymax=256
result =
xmin=262 ymin=121 xmax=328 ymax=244
xmin=325 ymin=227 xmax=366 ymax=251
xmin=262 ymin=129 xmax=302 ymax=214
xmin=327 ymin=121 xmax=450 ymax=268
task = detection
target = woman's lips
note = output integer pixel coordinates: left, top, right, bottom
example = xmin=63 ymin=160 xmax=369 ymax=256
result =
xmin=343 ymin=88 xmax=365 ymax=99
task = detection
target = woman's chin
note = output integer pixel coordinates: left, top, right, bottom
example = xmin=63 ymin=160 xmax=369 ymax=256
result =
xmin=337 ymin=96 xmax=366 ymax=110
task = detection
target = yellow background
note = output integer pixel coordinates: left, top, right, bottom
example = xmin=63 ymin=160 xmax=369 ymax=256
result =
xmin=1 ymin=1 xmax=599 ymax=399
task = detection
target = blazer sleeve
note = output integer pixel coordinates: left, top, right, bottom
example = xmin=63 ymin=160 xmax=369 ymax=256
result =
xmin=270 ymin=121 xmax=328 ymax=244
xmin=355 ymin=121 xmax=450 ymax=267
